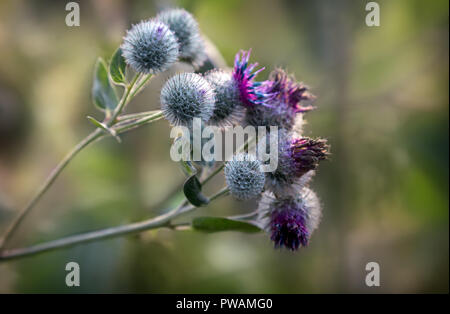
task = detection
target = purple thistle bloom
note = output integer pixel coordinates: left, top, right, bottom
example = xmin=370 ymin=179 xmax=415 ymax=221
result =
xmin=244 ymin=69 xmax=316 ymax=132
xmin=289 ymin=137 xmax=329 ymax=177
xmin=270 ymin=206 xmax=309 ymax=250
xmin=258 ymin=188 xmax=321 ymax=251
xmin=261 ymin=68 xmax=315 ymax=113
xmin=232 ymin=50 xmax=276 ymax=107
xmin=264 ymin=131 xmax=329 ymax=196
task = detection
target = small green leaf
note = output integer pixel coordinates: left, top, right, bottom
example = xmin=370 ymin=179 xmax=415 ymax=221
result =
xmin=92 ymin=58 xmax=118 ymax=112
xmin=183 ymin=175 xmax=209 ymax=207
xmin=192 ymin=217 xmax=262 ymax=233
xmin=109 ymin=48 xmax=127 ymax=85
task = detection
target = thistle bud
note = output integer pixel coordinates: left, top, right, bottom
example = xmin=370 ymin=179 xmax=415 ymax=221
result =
xmin=121 ymin=19 xmax=179 ymax=74
xmin=161 ymin=72 xmax=215 ymax=126
xmin=204 ymin=70 xmax=244 ymax=127
xmin=157 ymin=8 xmax=207 ymax=67
xmin=224 ymin=153 xmax=265 ymax=200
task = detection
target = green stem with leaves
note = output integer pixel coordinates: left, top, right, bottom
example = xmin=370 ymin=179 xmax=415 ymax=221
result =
xmin=0 ymin=187 xmax=230 ymax=262
xmin=0 ymin=73 xmax=158 ymax=251
xmin=0 ymin=128 xmax=259 ymax=261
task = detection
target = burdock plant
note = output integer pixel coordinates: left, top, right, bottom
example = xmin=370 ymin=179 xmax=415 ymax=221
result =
xmin=0 ymin=7 xmax=329 ymax=261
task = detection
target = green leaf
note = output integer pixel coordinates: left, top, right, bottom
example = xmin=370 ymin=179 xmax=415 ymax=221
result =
xmin=92 ymin=58 xmax=118 ymax=112
xmin=109 ymin=48 xmax=127 ymax=85
xmin=183 ymin=175 xmax=209 ymax=207
xmin=192 ymin=217 xmax=262 ymax=233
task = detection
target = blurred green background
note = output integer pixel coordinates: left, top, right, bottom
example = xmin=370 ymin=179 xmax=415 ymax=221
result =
xmin=0 ymin=0 xmax=448 ymax=293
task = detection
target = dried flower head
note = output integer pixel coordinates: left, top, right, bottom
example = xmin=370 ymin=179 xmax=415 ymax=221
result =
xmin=258 ymin=188 xmax=321 ymax=251
xmin=161 ymin=72 xmax=215 ymax=126
xmin=121 ymin=19 xmax=179 ymax=74
xmin=157 ymin=8 xmax=206 ymax=67
xmin=204 ymin=69 xmax=244 ymax=127
xmin=224 ymin=153 xmax=265 ymax=200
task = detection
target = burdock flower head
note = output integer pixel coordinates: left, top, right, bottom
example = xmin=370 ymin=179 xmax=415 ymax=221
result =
xmin=121 ymin=19 xmax=179 ymax=74
xmin=290 ymin=137 xmax=329 ymax=176
xmin=232 ymin=50 xmax=276 ymax=108
xmin=161 ymin=72 xmax=215 ymax=126
xmin=204 ymin=69 xmax=244 ymax=127
xmin=265 ymin=132 xmax=329 ymax=196
xmin=262 ymin=68 xmax=315 ymax=113
xmin=258 ymin=188 xmax=322 ymax=251
xmin=203 ymin=50 xmax=275 ymax=127
xmin=245 ymin=68 xmax=315 ymax=132
xmin=224 ymin=153 xmax=265 ymax=200
xmin=157 ymin=8 xmax=206 ymax=67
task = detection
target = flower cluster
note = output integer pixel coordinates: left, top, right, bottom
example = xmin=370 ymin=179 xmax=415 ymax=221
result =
xmin=121 ymin=8 xmax=329 ymax=252
xmin=254 ymin=69 xmax=329 ymax=250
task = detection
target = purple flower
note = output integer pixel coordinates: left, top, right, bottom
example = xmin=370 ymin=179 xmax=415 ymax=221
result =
xmin=232 ymin=50 xmax=275 ymax=107
xmin=258 ymin=188 xmax=322 ymax=251
xmin=244 ymin=69 xmax=315 ymax=132
xmin=289 ymin=137 xmax=329 ymax=177
xmin=264 ymin=131 xmax=329 ymax=196
xmin=261 ymin=68 xmax=315 ymax=113
xmin=270 ymin=205 xmax=309 ymax=250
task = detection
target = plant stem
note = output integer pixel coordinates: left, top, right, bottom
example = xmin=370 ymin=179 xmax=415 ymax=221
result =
xmin=0 ymin=128 xmax=103 ymax=250
xmin=0 ymin=189 xmax=229 ymax=262
xmin=114 ymin=111 xmax=164 ymax=133
xmin=0 ymin=202 xmax=185 ymax=261
xmin=0 ymin=74 xmax=153 ymax=251
xmin=201 ymin=163 xmax=225 ymax=186
xmin=117 ymin=110 xmax=161 ymax=122
xmin=108 ymin=73 xmax=141 ymax=126
xmin=129 ymin=74 xmax=152 ymax=99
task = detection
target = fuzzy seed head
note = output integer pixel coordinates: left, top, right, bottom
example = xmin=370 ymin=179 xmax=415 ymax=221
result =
xmin=161 ymin=72 xmax=216 ymax=126
xmin=157 ymin=8 xmax=207 ymax=67
xmin=204 ymin=70 xmax=244 ymax=127
xmin=121 ymin=19 xmax=179 ymax=74
xmin=224 ymin=153 xmax=265 ymax=200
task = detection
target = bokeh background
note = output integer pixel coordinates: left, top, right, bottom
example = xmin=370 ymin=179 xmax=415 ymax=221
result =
xmin=0 ymin=0 xmax=448 ymax=293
